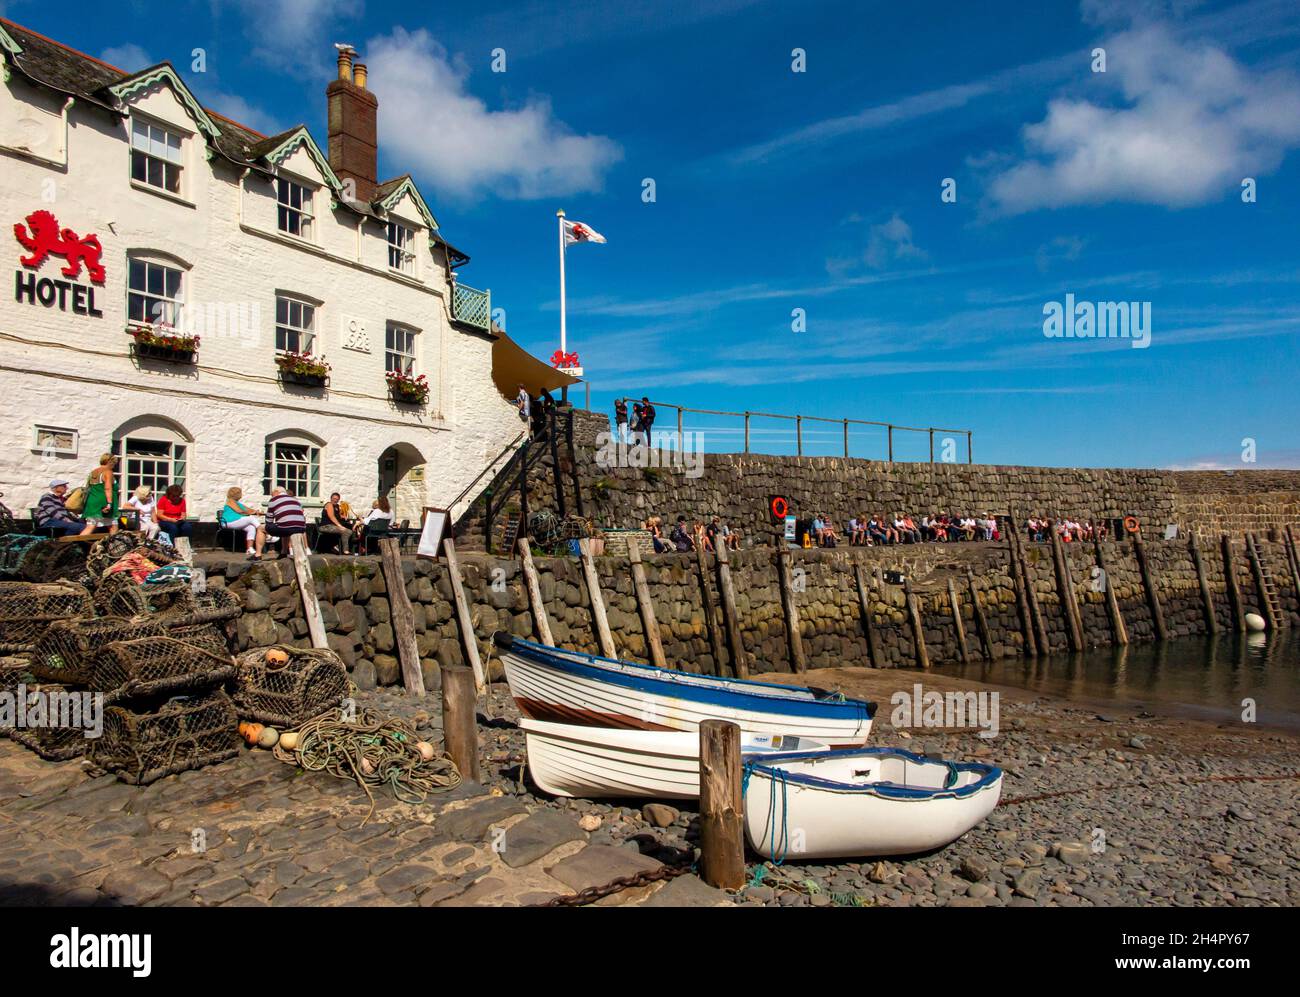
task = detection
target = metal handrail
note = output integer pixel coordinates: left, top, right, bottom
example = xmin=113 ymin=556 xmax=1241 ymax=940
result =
xmin=615 ymin=398 xmax=974 ymax=463
xmin=449 ymin=429 xmax=526 ymax=518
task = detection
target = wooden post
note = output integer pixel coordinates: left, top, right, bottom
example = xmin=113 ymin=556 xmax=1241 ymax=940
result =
xmin=1094 ymin=537 xmax=1129 ymax=646
xmin=904 ymin=577 xmax=930 ymax=669
xmin=698 ymin=720 xmax=745 ymax=891
xmin=578 ymin=538 xmax=617 ymax=659
xmin=928 ymin=428 xmax=934 ymax=463
xmin=695 ymin=544 xmax=728 ymax=676
xmin=1050 ymin=527 xmax=1084 ymax=652
xmin=947 ymin=578 xmax=970 ymax=663
xmin=967 ymin=573 xmax=993 ymax=659
xmin=843 ymin=419 xmax=849 ymax=458
xmin=288 ymin=533 xmax=328 ymax=650
xmin=378 ymin=538 xmax=426 ymax=696
xmin=1131 ymin=530 xmax=1168 ymax=641
xmin=1021 ymin=527 xmax=1050 ymax=653
xmin=744 ymin=412 xmax=751 ymax=454
xmin=1188 ymin=533 xmax=1218 ymax=635
xmin=627 ymin=542 xmax=667 ymax=670
xmin=1286 ymin=526 xmax=1300 ymax=618
xmin=174 ymin=535 xmax=194 ymax=565
xmin=887 ymin=425 xmax=893 ymax=463
xmin=776 ymin=548 xmax=807 ymax=673
xmin=714 ymin=541 xmax=749 ymax=678
xmin=517 ymin=536 xmax=554 ymax=646
xmin=1221 ymin=534 xmax=1245 ymax=631
xmin=854 ymin=562 xmax=884 ymax=668
xmin=442 ymin=538 xmax=486 ymax=692
xmin=796 ymin=415 xmax=803 ymax=457
xmin=440 ymin=663 xmax=481 ymax=784
xmin=1004 ymin=514 xmax=1038 ymax=656
xmin=548 ymin=411 xmax=567 ymax=520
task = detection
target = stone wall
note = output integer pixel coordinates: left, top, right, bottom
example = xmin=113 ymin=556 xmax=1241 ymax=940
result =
xmin=199 ymin=533 xmax=1300 ymax=687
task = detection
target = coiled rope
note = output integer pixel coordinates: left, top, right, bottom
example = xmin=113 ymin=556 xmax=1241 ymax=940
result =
xmin=273 ymin=707 xmax=462 ymax=823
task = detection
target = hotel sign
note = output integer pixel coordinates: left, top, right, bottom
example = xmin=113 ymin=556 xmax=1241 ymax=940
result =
xmin=12 ymin=209 xmax=105 ymax=317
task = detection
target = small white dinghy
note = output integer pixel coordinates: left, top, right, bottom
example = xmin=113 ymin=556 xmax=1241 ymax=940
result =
xmin=521 ymin=718 xmax=827 ymax=799
xmin=743 ymin=747 xmax=1002 ymax=860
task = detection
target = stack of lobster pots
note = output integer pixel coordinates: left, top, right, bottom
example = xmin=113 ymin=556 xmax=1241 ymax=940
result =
xmin=0 ymin=533 xmax=245 ymax=784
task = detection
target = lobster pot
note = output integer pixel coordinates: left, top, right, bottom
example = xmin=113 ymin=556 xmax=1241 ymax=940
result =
xmin=6 ymin=680 xmax=94 ymax=761
xmin=233 ymin=645 xmax=349 ymax=727
xmin=89 ymin=636 xmax=236 ymax=702
xmin=86 ymin=534 xmax=177 ymax=580
xmin=0 ymin=580 xmax=94 ymax=651
xmin=1 ymin=656 xmax=35 ymax=693
xmin=92 ymin=571 xmax=160 ymax=618
xmin=159 ymin=585 xmax=241 ymax=626
xmin=15 ymin=539 xmax=90 ymax=584
xmin=30 ymin=616 xmax=167 ymax=684
xmin=90 ymin=688 xmax=240 ymax=785
xmin=165 ymin=622 xmax=230 ymax=656
xmin=0 ymin=535 xmax=42 ymax=577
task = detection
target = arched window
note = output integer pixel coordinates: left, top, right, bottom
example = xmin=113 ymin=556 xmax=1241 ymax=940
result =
xmin=263 ymin=431 xmax=322 ymax=500
xmin=111 ymin=416 xmax=192 ymax=496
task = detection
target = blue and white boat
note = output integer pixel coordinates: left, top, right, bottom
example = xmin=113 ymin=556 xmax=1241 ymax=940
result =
xmin=493 ymin=633 xmax=876 ymax=747
xmin=743 ymin=747 xmax=1003 ymax=860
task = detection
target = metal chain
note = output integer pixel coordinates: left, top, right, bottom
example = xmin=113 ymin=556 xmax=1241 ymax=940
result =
xmin=533 ymin=852 xmax=695 ymax=907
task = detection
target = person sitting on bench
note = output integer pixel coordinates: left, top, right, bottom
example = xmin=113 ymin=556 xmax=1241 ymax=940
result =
xmin=35 ymin=479 xmax=90 ymax=537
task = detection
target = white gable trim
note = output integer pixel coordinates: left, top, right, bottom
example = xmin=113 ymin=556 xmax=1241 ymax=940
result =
xmin=109 ymin=64 xmax=222 ymax=142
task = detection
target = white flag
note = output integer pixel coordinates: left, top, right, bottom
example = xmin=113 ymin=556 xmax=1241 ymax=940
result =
xmin=563 ymin=219 xmax=606 ymax=245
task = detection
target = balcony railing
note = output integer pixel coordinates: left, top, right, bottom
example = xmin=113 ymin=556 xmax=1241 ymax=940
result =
xmin=452 ymin=282 xmax=490 ymax=331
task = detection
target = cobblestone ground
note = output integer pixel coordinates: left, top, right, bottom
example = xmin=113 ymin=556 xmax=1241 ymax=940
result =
xmin=1 ymin=672 xmax=1297 ymax=907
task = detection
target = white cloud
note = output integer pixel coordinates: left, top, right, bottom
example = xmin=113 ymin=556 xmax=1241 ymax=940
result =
xmin=205 ymin=92 xmax=281 ymax=137
xmin=987 ymin=24 xmax=1300 ymax=213
xmin=100 ymin=44 xmax=153 ymax=70
xmin=864 ymin=214 xmax=926 ymax=269
xmin=365 ymin=28 xmax=621 ymax=199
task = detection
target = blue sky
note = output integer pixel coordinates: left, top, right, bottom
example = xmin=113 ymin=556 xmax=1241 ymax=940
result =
xmin=7 ymin=0 xmax=1300 ymax=468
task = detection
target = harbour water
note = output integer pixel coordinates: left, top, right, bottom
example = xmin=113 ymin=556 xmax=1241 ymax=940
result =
xmin=933 ymin=631 xmax=1300 ymax=731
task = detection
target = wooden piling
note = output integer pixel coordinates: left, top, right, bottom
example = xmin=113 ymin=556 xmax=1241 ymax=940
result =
xmin=1050 ymin=527 xmax=1085 ymax=652
xmin=904 ymin=577 xmax=930 ymax=669
xmin=854 ymin=562 xmax=885 ymax=668
xmin=1004 ymin=515 xmax=1038 ymax=656
xmin=288 ymin=533 xmax=329 ymax=650
xmin=1221 ymin=533 xmax=1245 ymax=631
xmin=695 ymin=544 xmax=728 ymax=676
xmin=1094 ymin=537 xmax=1128 ymax=646
xmin=1188 ymin=533 xmax=1218 ymax=635
xmin=967 ymin=573 xmax=993 ymax=659
xmin=440 ymin=663 xmax=481 ymax=785
xmin=627 ymin=542 xmax=667 ymax=670
xmin=442 ymin=538 xmax=486 ymax=692
xmin=776 ymin=548 xmax=807 ymax=673
xmin=1285 ymin=526 xmax=1300 ymax=619
xmin=578 ymin=538 xmax=617 ymax=659
xmin=378 ymin=537 xmax=426 ymax=696
xmin=516 ymin=536 xmax=554 ymax=647
xmin=947 ymin=578 xmax=970 ymax=663
xmin=1129 ymin=529 xmax=1168 ymax=641
xmin=698 ymin=720 xmax=745 ymax=891
xmin=714 ymin=541 xmax=749 ymax=678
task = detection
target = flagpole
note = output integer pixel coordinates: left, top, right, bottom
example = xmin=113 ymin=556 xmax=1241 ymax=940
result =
xmin=557 ymin=208 xmax=566 ymax=357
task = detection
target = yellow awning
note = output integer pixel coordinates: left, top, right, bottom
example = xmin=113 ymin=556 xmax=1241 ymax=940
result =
xmin=491 ymin=330 xmax=580 ymax=399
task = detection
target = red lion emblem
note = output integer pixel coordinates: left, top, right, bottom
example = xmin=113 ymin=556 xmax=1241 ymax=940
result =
xmin=13 ymin=209 xmax=105 ymax=284
xmin=550 ymin=349 xmax=580 ymax=369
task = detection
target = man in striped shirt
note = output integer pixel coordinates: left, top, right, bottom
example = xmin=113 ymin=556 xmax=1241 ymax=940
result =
xmin=266 ymin=487 xmax=307 ymax=546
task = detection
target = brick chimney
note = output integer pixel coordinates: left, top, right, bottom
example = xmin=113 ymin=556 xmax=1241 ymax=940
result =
xmin=327 ymin=45 xmax=378 ymax=202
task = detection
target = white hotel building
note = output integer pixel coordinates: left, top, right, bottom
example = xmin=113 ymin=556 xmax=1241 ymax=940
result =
xmin=0 ymin=18 xmax=568 ymax=527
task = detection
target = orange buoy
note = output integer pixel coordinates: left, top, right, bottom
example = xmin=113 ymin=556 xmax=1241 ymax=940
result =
xmin=1124 ymin=516 xmax=1140 ymax=534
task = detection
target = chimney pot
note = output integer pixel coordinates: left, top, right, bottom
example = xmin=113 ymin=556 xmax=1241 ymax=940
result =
xmin=353 ymin=63 xmax=368 ymax=89
xmin=337 ymin=48 xmax=354 ymax=81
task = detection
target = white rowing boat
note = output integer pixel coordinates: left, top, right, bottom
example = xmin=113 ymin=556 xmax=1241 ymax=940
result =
xmin=743 ymin=747 xmax=1002 ymax=860
xmin=521 ymin=718 xmax=827 ymax=799
xmin=495 ymin=633 xmax=875 ymax=747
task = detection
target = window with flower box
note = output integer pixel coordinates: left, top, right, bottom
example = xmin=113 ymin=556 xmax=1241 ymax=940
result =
xmin=385 ymin=322 xmax=417 ymax=375
xmin=128 ymin=258 xmax=184 ymax=327
xmin=275 ymin=295 xmax=316 ymax=354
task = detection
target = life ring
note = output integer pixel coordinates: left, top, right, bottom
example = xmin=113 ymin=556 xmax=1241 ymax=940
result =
xmin=1124 ymin=516 xmax=1140 ymax=534
xmin=770 ymin=496 xmax=789 ymax=519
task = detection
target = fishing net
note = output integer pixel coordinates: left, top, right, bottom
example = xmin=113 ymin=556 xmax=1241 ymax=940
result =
xmin=90 ymin=688 xmax=240 ymax=785
xmin=5 ymin=680 xmax=95 ymax=761
xmin=0 ymin=535 xmax=42 ymax=577
xmin=29 ymin=616 xmax=167 ymax=685
xmin=0 ymin=580 xmax=94 ymax=652
xmin=86 ymin=533 xmax=178 ymax=581
xmin=0 ymin=655 xmax=35 ymax=694
xmin=15 ymin=538 xmax=93 ymax=584
xmin=88 ymin=636 xmax=236 ymax=702
xmin=93 ymin=572 xmax=242 ymax=626
xmin=233 ymin=645 xmax=349 ymax=728
xmin=164 ymin=622 xmax=229 ymax=656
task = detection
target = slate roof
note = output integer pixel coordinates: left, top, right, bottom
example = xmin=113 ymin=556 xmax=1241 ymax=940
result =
xmin=0 ymin=16 xmax=466 ymax=257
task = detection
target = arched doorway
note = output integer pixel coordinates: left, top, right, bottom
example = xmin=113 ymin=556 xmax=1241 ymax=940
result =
xmin=377 ymin=443 xmax=427 ymax=523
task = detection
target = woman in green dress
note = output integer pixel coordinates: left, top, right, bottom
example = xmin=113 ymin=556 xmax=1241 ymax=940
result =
xmin=83 ymin=453 xmax=119 ymax=535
